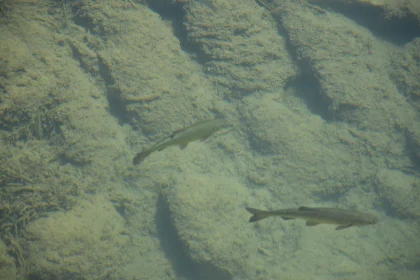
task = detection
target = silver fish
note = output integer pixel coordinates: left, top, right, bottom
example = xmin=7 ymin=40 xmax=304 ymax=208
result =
xmin=133 ymin=119 xmax=227 ymax=165
xmin=246 ymin=206 xmax=378 ymax=230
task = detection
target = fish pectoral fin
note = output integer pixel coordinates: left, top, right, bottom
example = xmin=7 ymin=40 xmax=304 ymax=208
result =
xmin=133 ymin=150 xmax=152 ymax=165
xmin=179 ymin=143 xmax=188 ymax=150
xmin=281 ymin=217 xmax=295 ymax=220
xmin=305 ymin=221 xmax=319 ymax=226
xmin=335 ymin=224 xmax=352 ymax=230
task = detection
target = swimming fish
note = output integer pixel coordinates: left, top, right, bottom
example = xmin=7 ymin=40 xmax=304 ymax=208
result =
xmin=246 ymin=206 xmax=378 ymax=230
xmin=133 ymin=119 xmax=227 ymax=165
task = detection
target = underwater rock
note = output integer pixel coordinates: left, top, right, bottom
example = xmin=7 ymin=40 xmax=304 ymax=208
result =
xmin=309 ymin=0 xmax=420 ymax=21
xmin=375 ymin=169 xmax=420 ymax=217
xmin=0 ymin=239 xmax=18 ymax=280
xmin=81 ymin=2 xmax=219 ymax=136
xmin=24 ymin=195 xmax=130 ymax=280
xmin=163 ymin=172 xmax=258 ymax=279
xmin=236 ymin=92 xmax=385 ymax=197
xmin=274 ymin=0 xmax=416 ymax=133
xmin=183 ymin=0 xmax=297 ymax=96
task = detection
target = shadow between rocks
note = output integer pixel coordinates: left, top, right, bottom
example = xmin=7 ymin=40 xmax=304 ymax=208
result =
xmin=155 ymin=194 xmax=232 ymax=280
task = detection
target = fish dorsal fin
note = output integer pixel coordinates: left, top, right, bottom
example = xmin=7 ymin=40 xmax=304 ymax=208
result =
xmin=298 ymin=206 xmax=317 ymax=211
xmin=306 ymin=221 xmax=319 ymax=226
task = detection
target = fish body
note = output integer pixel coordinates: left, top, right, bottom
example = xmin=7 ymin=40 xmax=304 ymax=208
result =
xmin=246 ymin=207 xmax=378 ymax=230
xmin=133 ymin=119 xmax=227 ymax=165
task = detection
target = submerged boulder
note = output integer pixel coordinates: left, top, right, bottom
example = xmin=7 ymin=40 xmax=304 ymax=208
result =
xmin=25 ymin=195 xmax=130 ymax=280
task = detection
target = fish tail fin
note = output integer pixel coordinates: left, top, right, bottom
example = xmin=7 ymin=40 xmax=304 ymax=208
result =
xmin=246 ymin=207 xmax=273 ymax=223
xmin=133 ymin=150 xmax=152 ymax=165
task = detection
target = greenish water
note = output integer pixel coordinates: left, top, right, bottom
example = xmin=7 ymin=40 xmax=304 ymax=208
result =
xmin=0 ymin=0 xmax=419 ymax=279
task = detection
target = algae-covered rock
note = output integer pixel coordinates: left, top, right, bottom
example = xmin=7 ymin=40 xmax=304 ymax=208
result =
xmin=75 ymin=0 xmax=219 ymax=137
xmin=375 ymin=169 xmax=420 ymax=217
xmin=24 ymin=195 xmax=130 ymax=280
xmin=276 ymin=0 xmax=416 ymax=133
xmin=390 ymin=38 xmax=420 ymax=107
xmin=0 ymin=239 xmax=18 ymax=280
xmin=309 ymin=0 xmax=420 ymax=21
xmin=0 ymin=0 xmax=132 ymax=169
xmin=164 ymin=171 xmax=259 ymax=279
xmin=183 ymin=0 xmax=297 ymax=95
xmin=237 ymin=92 xmax=392 ymax=197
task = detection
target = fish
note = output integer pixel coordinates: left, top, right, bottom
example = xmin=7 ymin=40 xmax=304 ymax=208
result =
xmin=245 ymin=206 xmax=378 ymax=230
xmin=133 ymin=119 xmax=227 ymax=165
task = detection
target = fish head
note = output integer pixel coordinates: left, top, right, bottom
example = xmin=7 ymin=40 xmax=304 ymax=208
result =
xmin=204 ymin=119 xmax=229 ymax=135
xmin=353 ymin=213 xmax=378 ymax=227
xmin=211 ymin=119 xmax=229 ymax=129
xmin=364 ymin=212 xmax=379 ymax=225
